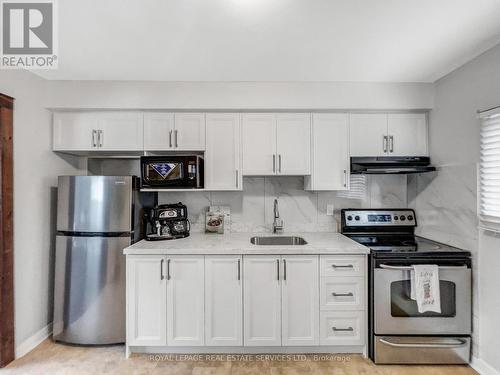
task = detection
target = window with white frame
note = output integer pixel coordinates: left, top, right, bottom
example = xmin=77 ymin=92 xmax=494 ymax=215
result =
xmin=479 ymin=109 xmax=500 ymax=229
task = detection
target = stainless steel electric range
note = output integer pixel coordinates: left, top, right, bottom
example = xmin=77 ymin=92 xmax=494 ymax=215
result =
xmin=341 ymin=209 xmax=472 ymax=365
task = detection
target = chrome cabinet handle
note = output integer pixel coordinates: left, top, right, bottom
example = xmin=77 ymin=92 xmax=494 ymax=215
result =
xmin=332 ymin=292 xmax=354 ymax=297
xmin=332 ymin=326 xmax=353 ymax=332
xmin=236 ymin=170 xmax=239 ymax=188
xmin=160 ymin=259 xmax=165 ymax=280
xmin=273 ymin=155 xmax=276 ymax=173
xmin=169 ymin=130 xmax=172 ymax=148
xmin=383 ymin=135 xmax=388 ymax=153
xmin=389 ymin=135 xmax=394 ymax=153
xmin=343 ymin=169 xmax=347 ymax=188
xmin=277 ymin=259 xmax=280 ymax=281
xmin=379 ymin=338 xmax=467 ymax=349
xmin=237 ymin=259 xmax=241 ymax=281
xmin=98 ymin=130 xmax=103 ymax=147
xmin=167 ymin=259 xmax=171 ymax=280
xmin=278 ymin=154 xmax=282 ymax=173
xmin=91 ymin=130 xmax=97 ymax=148
xmin=283 ymin=259 xmax=287 ymax=281
xmin=174 ymin=130 xmax=178 ymax=147
xmin=332 ymin=264 xmax=354 ymax=269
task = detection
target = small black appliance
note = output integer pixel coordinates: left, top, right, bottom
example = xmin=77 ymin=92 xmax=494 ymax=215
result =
xmin=141 ymin=155 xmax=204 ymax=189
xmin=145 ymin=202 xmax=190 ymax=241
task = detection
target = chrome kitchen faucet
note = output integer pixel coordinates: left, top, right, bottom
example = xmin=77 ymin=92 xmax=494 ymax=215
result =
xmin=273 ymin=198 xmax=284 ymax=234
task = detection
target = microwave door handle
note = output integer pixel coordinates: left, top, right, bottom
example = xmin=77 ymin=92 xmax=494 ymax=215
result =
xmin=379 ymin=264 xmax=467 ymax=271
xmin=379 ymin=338 xmax=467 ymax=349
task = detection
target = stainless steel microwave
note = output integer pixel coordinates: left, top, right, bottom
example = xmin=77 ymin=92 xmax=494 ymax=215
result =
xmin=140 ymin=155 xmax=204 ymax=189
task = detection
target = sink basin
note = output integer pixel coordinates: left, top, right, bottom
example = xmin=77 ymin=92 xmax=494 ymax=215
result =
xmin=250 ymin=236 xmax=308 ymax=246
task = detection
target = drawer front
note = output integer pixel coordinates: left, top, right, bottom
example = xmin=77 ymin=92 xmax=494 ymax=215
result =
xmin=320 ymin=256 xmax=365 ymax=277
xmin=320 ymin=311 xmax=364 ymax=346
xmin=320 ymin=277 xmax=364 ymax=311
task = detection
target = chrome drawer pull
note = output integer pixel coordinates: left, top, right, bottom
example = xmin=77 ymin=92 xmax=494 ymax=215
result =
xmin=379 ymin=338 xmax=467 ymax=349
xmin=332 ymin=326 xmax=353 ymax=332
xmin=332 ymin=264 xmax=354 ymax=269
xmin=332 ymin=292 xmax=354 ymax=297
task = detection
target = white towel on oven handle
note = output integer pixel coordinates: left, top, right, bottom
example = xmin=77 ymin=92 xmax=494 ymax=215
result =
xmin=410 ymin=264 xmax=441 ymax=314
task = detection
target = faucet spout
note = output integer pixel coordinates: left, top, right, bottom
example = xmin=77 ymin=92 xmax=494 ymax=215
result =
xmin=273 ymin=198 xmax=284 ymax=234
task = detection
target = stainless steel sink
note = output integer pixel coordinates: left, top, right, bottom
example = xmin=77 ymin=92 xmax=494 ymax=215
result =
xmin=250 ymin=236 xmax=308 ymax=246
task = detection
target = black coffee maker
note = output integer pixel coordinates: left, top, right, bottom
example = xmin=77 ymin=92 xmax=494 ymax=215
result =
xmin=144 ymin=202 xmax=190 ymax=241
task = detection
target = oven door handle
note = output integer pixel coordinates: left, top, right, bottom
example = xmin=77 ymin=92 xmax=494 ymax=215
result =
xmin=379 ymin=264 xmax=467 ymax=271
xmin=379 ymin=338 xmax=467 ymax=349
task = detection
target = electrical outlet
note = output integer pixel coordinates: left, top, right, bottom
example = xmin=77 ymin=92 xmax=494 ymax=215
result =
xmin=326 ymin=204 xmax=334 ymax=216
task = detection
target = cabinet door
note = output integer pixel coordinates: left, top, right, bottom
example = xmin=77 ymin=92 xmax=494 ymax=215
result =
xmin=243 ymin=256 xmax=281 ymax=346
xmin=205 ymin=113 xmax=242 ymax=190
xmin=166 ymin=256 xmax=205 ymax=346
xmin=173 ymin=113 xmax=206 ymax=151
xmin=350 ymin=114 xmax=388 ymax=156
xmin=281 ymin=256 xmax=319 ymax=346
xmin=53 ymin=112 xmax=98 ymax=151
xmin=387 ymin=113 xmax=428 ymax=156
xmin=205 ymin=256 xmax=242 ymax=346
xmin=126 ymin=255 xmax=167 ymax=346
xmin=144 ymin=113 xmax=174 ymax=151
xmin=241 ymin=113 xmax=276 ymax=175
xmin=276 ymin=113 xmax=311 ymax=175
xmin=98 ymin=112 xmax=144 ymax=151
xmin=308 ymin=113 xmax=349 ymax=190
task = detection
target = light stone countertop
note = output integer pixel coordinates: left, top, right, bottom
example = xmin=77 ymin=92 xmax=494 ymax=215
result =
xmin=124 ymin=232 xmax=369 ymax=255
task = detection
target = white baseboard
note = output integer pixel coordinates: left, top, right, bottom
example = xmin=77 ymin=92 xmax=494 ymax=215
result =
xmin=15 ymin=323 xmax=53 ymax=359
xmin=471 ymin=357 xmax=500 ymax=375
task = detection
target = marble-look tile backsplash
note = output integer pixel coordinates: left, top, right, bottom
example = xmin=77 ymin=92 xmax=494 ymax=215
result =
xmin=158 ymin=175 xmax=408 ymax=233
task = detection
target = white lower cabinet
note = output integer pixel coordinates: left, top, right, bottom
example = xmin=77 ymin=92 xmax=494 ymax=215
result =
xmin=281 ymin=256 xmax=319 ymax=346
xmin=243 ymin=256 xmax=282 ymax=346
xmin=320 ymin=311 xmax=364 ymax=346
xmin=205 ymin=256 xmax=242 ymax=346
xmin=126 ymin=255 xmax=167 ymax=346
xmin=166 ymin=256 xmax=205 ymax=346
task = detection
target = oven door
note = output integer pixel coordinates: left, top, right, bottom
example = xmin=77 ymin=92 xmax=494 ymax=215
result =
xmin=374 ymin=264 xmax=471 ymax=335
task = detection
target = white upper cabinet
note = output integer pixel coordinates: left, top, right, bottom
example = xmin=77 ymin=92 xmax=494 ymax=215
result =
xmin=53 ymin=111 xmax=143 ymax=152
xmin=306 ymin=113 xmax=350 ymax=191
xmin=350 ymin=113 xmax=428 ymax=157
xmin=98 ymin=112 xmax=144 ymax=151
xmin=173 ymin=113 xmax=206 ymax=151
xmin=205 ymin=113 xmax=242 ymax=191
xmin=126 ymin=255 xmax=167 ymax=347
xmin=350 ymin=113 xmax=388 ymax=157
xmin=243 ymin=256 xmax=282 ymax=346
xmin=281 ymin=256 xmax=319 ymax=346
xmin=143 ymin=113 xmax=175 ymax=151
xmin=276 ymin=113 xmax=311 ymax=175
xmin=166 ymin=256 xmax=205 ymax=346
xmin=205 ymin=256 xmax=242 ymax=346
xmin=241 ymin=113 xmax=276 ymax=175
xmin=242 ymin=113 xmax=311 ymax=176
xmin=53 ymin=112 xmax=99 ymax=151
xmin=387 ymin=113 xmax=428 ymax=156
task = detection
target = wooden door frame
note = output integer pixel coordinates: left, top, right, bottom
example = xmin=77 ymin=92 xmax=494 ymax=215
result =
xmin=0 ymin=93 xmax=14 ymax=367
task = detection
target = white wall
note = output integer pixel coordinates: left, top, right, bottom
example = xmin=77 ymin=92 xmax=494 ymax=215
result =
xmin=410 ymin=42 xmax=500 ymax=372
xmin=0 ymin=70 xmax=85 ymax=355
xmin=47 ymin=81 xmax=434 ymax=110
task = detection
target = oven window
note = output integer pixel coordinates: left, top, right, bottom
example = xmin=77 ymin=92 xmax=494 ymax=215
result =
xmin=145 ymin=162 xmax=183 ymax=182
xmin=390 ymin=280 xmax=456 ymax=317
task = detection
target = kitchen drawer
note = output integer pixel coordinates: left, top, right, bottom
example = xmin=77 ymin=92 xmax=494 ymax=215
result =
xmin=320 ymin=256 xmax=365 ymax=277
xmin=320 ymin=277 xmax=364 ymax=311
xmin=320 ymin=311 xmax=364 ymax=346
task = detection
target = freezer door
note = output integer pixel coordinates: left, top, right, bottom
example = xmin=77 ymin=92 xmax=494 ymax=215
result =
xmin=57 ymin=176 xmax=134 ymax=233
xmin=53 ymin=235 xmax=130 ymax=344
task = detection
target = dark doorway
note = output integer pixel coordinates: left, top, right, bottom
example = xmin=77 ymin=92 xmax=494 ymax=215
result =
xmin=0 ymin=93 xmax=14 ymax=367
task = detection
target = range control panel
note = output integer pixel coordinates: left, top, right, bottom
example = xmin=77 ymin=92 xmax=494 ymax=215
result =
xmin=342 ymin=209 xmax=416 ymax=227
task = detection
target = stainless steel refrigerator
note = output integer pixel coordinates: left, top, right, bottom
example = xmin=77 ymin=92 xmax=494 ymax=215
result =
xmin=53 ymin=176 xmax=151 ymax=345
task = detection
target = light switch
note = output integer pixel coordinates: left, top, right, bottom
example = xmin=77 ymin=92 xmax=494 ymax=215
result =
xmin=326 ymin=204 xmax=334 ymax=216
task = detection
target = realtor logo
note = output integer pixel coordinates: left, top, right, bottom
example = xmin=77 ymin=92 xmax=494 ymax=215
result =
xmin=1 ymin=0 xmax=58 ymax=69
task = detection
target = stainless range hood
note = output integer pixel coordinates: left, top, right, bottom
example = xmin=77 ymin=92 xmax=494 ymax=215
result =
xmin=350 ymin=157 xmax=436 ymax=174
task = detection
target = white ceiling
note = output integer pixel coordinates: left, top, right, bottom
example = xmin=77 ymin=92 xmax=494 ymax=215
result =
xmin=35 ymin=0 xmax=500 ymax=82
